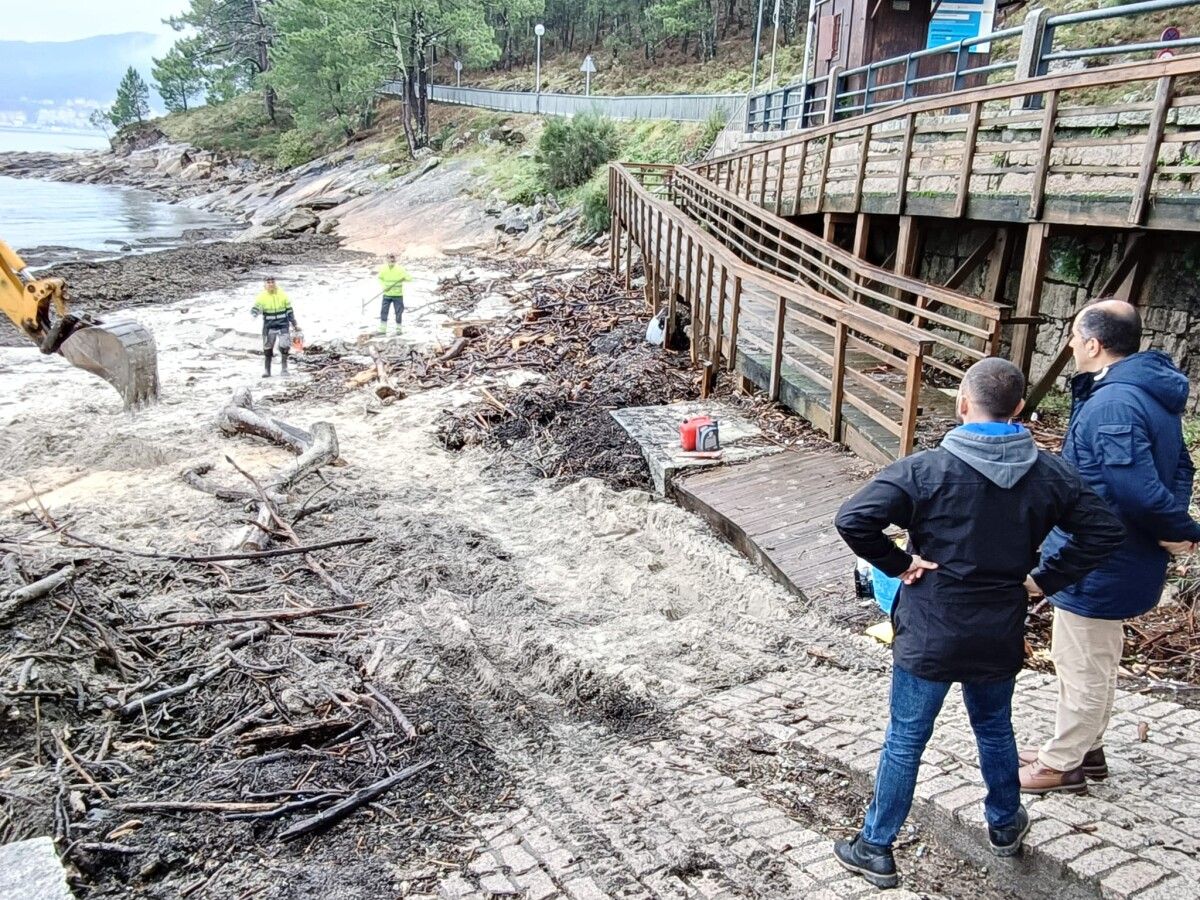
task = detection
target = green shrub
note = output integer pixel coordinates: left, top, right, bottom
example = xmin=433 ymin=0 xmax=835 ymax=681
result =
xmin=694 ymin=110 xmax=727 ymax=160
xmin=581 ymin=175 xmax=611 ymax=233
xmin=275 ymin=129 xmax=317 ymax=170
xmin=537 ymin=113 xmax=620 ymax=190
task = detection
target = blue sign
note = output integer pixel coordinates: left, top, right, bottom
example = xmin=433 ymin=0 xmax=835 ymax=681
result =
xmin=927 ymin=0 xmax=996 ymax=54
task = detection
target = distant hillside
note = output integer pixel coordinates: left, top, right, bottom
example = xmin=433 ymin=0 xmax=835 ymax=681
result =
xmin=0 ymin=32 xmax=162 ymax=113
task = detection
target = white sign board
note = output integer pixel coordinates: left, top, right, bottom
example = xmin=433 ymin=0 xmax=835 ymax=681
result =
xmin=580 ymin=55 xmax=596 ymax=74
xmin=927 ymin=0 xmax=997 ymax=55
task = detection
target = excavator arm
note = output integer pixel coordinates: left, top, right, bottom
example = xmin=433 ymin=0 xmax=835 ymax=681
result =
xmin=0 ymin=239 xmax=159 ymax=408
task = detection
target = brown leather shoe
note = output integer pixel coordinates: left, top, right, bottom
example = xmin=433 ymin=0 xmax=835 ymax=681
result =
xmin=1020 ymin=760 xmax=1087 ymax=794
xmin=1018 ymin=747 xmax=1108 ymax=781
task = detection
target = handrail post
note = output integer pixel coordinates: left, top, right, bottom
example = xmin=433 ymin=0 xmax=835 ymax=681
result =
xmin=728 ymin=276 xmax=742 ymax=372
xmin=830 ymin=321 xmax=848 ymax=442
xmin=769 ymin=295 xmax=786 ymax=402
xmin=1015 ymin=8 xmax=1050 ymax=109
xmin=953 ymin=41 xmax=970 ymax=92
xmin=899 ymin=348 xmax=926 ymax=457
xmin=824 ymin=65 xmax=843 ymax=125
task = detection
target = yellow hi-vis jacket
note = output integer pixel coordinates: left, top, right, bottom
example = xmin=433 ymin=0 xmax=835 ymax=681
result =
xmin=253 ymin=288 xmax=296 ymax=329
xmin=379 ymin=263 xmax=412 ymax=298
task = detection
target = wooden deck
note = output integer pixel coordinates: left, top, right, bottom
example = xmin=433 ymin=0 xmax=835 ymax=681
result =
xmin=671 ymin=449 xmax=867 ymax=598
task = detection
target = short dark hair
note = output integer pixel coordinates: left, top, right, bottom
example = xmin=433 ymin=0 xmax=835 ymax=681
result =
xmin=962 ymin=357 xmax=1026 ymax=419
xmin=1076 ymin=300 xmax=1141 ymax=357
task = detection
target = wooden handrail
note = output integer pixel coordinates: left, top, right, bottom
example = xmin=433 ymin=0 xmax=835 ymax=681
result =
xmin=701 ymin=54 xmax=1200 ymax=167
xmin=611 ymin=162 xmax=932 ymax=460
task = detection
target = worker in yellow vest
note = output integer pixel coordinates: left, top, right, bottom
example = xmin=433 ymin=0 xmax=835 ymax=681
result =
xmin=378 ymin=253 xmax=412 ymax=335
xmin=251 ymin=276 xmax=298 ymax=377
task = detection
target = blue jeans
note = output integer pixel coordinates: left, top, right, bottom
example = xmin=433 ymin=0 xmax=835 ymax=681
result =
xmin=861 ymin=665 xmax=1020 ymax=848
xmin=380 ymin=295 xmax=404 ymax=325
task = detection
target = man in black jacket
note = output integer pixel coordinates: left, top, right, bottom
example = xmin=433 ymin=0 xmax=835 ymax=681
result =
xmin=832 ymin=357 xmax=1124 ymax=889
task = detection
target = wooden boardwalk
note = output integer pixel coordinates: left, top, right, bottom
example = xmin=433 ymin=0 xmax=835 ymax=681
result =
xmin=671 ymin=450 xmax=867 ymax=598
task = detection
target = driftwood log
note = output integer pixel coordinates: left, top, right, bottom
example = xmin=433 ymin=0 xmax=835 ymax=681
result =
xmin=369 ymin=345 xmax=403 ymax=401
xmin=0 ymin=564 xmax=75 ymax=623
xmin=218 ymin=388 xmax=313 ymax=454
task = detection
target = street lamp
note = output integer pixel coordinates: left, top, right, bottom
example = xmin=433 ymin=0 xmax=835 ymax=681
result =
xmin=750 ymin=0 xmax=765 ymax=91
xmin=535 ymin=23 xmax=545 ymax=97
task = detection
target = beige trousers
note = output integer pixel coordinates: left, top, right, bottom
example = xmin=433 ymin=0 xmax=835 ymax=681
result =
xmin=1038 ymin=607 xmax=1125 ymax=772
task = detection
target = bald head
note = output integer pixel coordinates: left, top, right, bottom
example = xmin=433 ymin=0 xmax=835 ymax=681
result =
xmin=1071 ymin=298 xmax=1141 ymax=373
xmin=959 ymin=357 xmax=1026 ymax=421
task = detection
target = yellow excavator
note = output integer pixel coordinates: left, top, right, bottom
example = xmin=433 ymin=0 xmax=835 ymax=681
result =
xmin=0 ymin=239 xmax=158 ymax=408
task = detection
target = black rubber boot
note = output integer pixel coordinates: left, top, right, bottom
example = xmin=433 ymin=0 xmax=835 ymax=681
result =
xmin=280 ymin=352 xmax=290 ymax=376
xmin=989 ymin=805 xmax=1031 ymax=858
xmin=833 ymin=835 xmax=899 ymax=889
xmin=263 ymin=352 xmax=273 ymax=378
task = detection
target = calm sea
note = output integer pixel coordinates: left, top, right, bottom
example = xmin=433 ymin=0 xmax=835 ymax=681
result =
xmin=0 ymin=128 xmax=228 ymax=256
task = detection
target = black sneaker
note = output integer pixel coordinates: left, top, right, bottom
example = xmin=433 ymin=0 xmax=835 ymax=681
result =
xmin=833 ymin=834 xmax=899 ymax=889
xmin=988 ymin=805 xmax=1031 ymax=857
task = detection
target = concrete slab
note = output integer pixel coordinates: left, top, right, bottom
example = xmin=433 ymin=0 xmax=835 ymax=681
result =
xmin=610 ymin=401 xmax=781 ymax=494
xmin=0 ymin=837 xmax=74 ymax=900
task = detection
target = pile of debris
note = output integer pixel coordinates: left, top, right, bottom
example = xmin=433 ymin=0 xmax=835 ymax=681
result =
xmin=0 ymin=391 xmax=514 ymax=897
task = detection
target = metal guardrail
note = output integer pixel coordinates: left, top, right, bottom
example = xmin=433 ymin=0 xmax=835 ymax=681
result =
xmin=379 ymin=82 xmax=742 ymax=123
xmin=746 ymin=0 xmax=1200 ymax=133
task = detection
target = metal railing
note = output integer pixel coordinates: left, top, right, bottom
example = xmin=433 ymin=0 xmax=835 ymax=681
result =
xmin=380 ymin=82 xmax=743 ymax=123
xmin=747 ymin=0 xmax=1200 ymax=133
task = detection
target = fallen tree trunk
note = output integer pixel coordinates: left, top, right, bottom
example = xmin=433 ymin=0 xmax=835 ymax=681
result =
xmin=218 ymin=388 xmax=313 ymax=454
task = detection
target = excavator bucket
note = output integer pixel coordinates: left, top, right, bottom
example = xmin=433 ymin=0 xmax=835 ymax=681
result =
xmin=59 ymin=319 xmax=160 ymax=409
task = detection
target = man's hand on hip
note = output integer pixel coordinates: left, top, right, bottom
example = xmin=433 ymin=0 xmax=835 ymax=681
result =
xmin=1024 ymin=574 xmax=1044 ymax=598
xmin=1159 ymin=539 xmax=1198 ymax=555
xmin=899 ymin=555 xmax=938 ymax=585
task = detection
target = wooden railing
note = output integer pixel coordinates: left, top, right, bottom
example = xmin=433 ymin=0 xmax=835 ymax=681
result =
xmin=609 ymin=162 xmax=934 ymax=462
xmin=669 ymin=166 xmax=1005 ymax=382
xmin=696 ymin=55 xmax=1200 ymax=230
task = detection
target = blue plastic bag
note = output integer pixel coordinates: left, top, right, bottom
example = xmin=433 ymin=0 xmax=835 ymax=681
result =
xmin=870 ymin=566 xmax=902 ymax=616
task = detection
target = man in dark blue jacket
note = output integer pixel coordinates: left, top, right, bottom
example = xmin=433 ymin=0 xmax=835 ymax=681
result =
xmin=1020 ymin=300 xmax=1200 ymax=794
xmin=833 ymin=358 xmax=1123 ymax=889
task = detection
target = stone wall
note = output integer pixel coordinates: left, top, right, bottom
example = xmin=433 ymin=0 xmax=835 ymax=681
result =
xmin=912 ymin=224 xmax=1200 ymax=410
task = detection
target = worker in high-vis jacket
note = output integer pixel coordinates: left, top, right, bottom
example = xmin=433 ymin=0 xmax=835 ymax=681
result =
xmin=378 ymin=253 xmax=412 ymax=335
xmin=251 ymin=276 xmax=298 ymax=377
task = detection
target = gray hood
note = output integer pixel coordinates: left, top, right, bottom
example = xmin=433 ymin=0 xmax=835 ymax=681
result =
xmin=940 ymin=427 xmax=1038 ymax=489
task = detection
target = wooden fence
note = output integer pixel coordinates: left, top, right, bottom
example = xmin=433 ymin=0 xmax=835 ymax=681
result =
xmin=695 ymin=55 xmax=1200 ymax=231
xmin=608 ymin=162 xmax=933 ymax=463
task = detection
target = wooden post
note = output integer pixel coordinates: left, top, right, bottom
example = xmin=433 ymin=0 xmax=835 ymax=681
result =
xmin=822 ymin=213 xmax=839 ymax=244
xmin=769 ymin=295 xmax=786 ymax=402
xmin=852 ymin=122 xmax=873 ymax=212
xmin=899 ymin=350 xmax=924 ymax=457
xmin=757 ymin=150 xmax=769 ymax=206
xmin=690 ymin=249 xmax=703 ymax=365
xmin=665 ymin=221 xmax=678 ymax=344
xmin=982 ymin=226 xmax=1015 ymax=355
xmin=727 ymin=276 xmax=742 ymax=372
xmin=1028 ymin=90 xmax=1058 ymax=220
xmin=701 ymin=255 xmax=715 ymax=359
xmin=746 ymin=154 xmax=757 ymax=204
xmin=774 ymin=144 xmax=788 ymax=216
xmin=712 ymin=266 xmax=728 ymax=369
xmin=893 ymin=214 xmax=921 ymax=317
xmin=830 ymin=321 xmax=848 ymax=442
xmin=896 ymin=112 xmax=915 ymax=215
xmin=623 ymin=187 xmax=632 ymax=290
xmin=1010 ymin=222 xmax=1051 ymax=376
xmin=955 ymin=102 xmax=982 ymax=219
xmin=816 ymin=133 xmax=834 ymax=212
xmin=1129 ymin=75 xmax=1174 ymax=226
xmin=851 ymin=213 xmax=871 ymax=300
xmin=792 ymin=139 xmax=809 ymax=216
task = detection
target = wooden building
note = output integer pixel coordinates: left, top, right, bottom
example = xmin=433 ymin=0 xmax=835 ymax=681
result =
xmin=812 ymin=0 xmax=935 ymax=79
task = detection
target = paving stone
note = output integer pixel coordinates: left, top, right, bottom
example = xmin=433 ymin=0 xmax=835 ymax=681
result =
xmin=1040 ymin=831 xmax=1103 ymax=865
xmin=511 ymin=867 xmax=560 ymax=900
xmin=1098 ymin=861 xmax=1167 ymax=899
xmin=479 ymin=872 xmax=521 ymax=897
xmin=440 ymin=876 xmax=476 ymax=900
xmin=1131 ymin=875 xmax=1199 ymax=900
xmin=470 ymin=853 xmax=501 ymax=876
xmin=499 ymin=845 xmax=539 ymax=875
xmin=0 ymin=838 xmax=72 ymax=900
xmin=1069 ymin=846 xmax=1137 ymax=879
xmin=563 ymin=876 xmax=609 ymax=900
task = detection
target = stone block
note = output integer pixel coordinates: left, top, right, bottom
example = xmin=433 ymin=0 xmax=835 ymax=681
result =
xmin=1098 ymin=861 xmax=1166 ymax=899
xmin=563 ymin=876 xmax=609 ymax=900
xmin=499 ymin=845 xmax=539 ymax=876
xmin=1040 ymin=832 xmax=1102 ymax=865
xmin=1069 ymin=846 xmax=1136 ymax=879
xmin=0 ymin=838 xmax=74 ymax=900
xmin=1132 ymin=876 xmax=1200 ymax=900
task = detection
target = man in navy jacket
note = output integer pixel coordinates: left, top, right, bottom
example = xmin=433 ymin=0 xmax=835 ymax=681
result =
xmin=833 ymin=358 xmax=1123 ymax=889
xmin=1020 ymin=300 xmax=1200 ymax=794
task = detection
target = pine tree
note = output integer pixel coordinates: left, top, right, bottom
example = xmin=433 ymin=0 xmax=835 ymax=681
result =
xmin=153 ymin=41 xmax=206 ymax=113
xmin=110 ymin=67 xmax=152 ymax=128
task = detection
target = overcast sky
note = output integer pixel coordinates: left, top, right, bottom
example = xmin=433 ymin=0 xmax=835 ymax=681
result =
xmin=7 ymin=1 xmax=184 ymax=42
